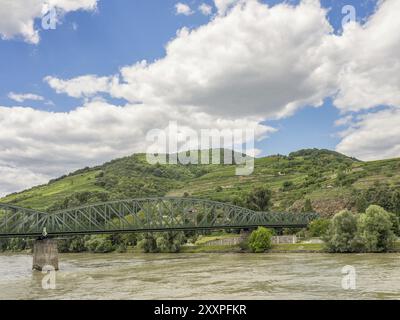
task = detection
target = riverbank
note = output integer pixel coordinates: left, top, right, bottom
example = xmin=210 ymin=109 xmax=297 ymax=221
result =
xmin=3 ymin=241 xmax=400 ymax=254
xmin=179 ymin=242 xmax=326 ymax=253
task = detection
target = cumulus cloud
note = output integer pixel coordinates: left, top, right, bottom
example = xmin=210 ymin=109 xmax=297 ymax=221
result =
xmin=0 ymin=0 xmax=98 ymax=44
xmin=331 ymin=0 xmax=400 ymax=160
xmin=8 ymin=92 xmax=44 ymax=103
xmin=44 ymin=75 xmax=113 ymax=98
xmin=175 ymin=3 xmax=194 ymax=16
xmin=332 ymin=0 xmax=400 ymax=112
xmin=336 ymin=109 xmax=400 ymax=161
xmin=0 ymin=101 xmax=273 ymax=196
xmin=105 ymin=0 xmax=336 ymax=120
xmin=198 ymin=3 xmax=213 ymax=15
xmin=213 ymin=0 xmax=240 ymax=15
xmin=0 ymin=163 xmax=50 ymax=197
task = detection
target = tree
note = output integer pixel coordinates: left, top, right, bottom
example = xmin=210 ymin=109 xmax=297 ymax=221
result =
xmin=356 ymin=205 xmax=396 ymax=252
xmin=84 ymin=235 xmax=114 ymax=253
xmin=137 ymin=233 xmax=159 ymax=253
xmin=308 ymin=218 xmax=330 ymax=237
xmin=281 ymin=181 xmax=293 ymax=191
xmin=324 ymin=210 xmax=358 ymax=253
xmin=302 ymin=198 xmax=313 ymax=213
xmin=156 ymin=232 xmax=185 ymax=253
xmin=245 ymin=187 xmax=272 ymax=211
xmin=391 ymin=191 xmax=400 ymax=214
xmin=248 ymin=227 xmax=273 ymax=253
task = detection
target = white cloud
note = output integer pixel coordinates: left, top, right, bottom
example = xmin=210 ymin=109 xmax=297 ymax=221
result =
xmin=331 ymin=0 xmax=400 ymax=160
xmin=175 ymin=2 xmax=194 ymax=16
xmin=336 ymin=108 xmax=400 ymax=161
xmin=8 ymin=92 xmax=44 ymax=103
xmin=45 ymin=0 xmax=98 ymax=12
xmin=213 ymin=0 xmax=240 ymax=15
xmin=0 ymin=163 xmax=50 ymax=197
xmin=198 ymin=3 xmax=213 ymax=15
xmin=0 ymin=101 xmax=273 ymax=195
xmin=0 ymin=0 xmax=98 ymax=44
xmin=332 ymin=0 xmax=400 ymax=112
xmin=106 ymin=0 xmax=335 ymax=120
xmin=334 ymin=115 xmax=353 ymax=127
xmin=44 ymin=75 xmax=113 ymax=98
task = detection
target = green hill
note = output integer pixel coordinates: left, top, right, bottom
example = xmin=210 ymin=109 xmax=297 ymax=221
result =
xmin=2 ymin=148 xmax=400 ymax=216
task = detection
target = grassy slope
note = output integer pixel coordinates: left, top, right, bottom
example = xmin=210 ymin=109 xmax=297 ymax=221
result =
xmin=2 ymin=170 xmax=104 ymax=211
xmin=1 ymin=149 xmax=400 ymax=214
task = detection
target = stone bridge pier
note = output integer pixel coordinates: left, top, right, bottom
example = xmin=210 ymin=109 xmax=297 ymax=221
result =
xmin=32 ymin=238 xmax=59 ymax=271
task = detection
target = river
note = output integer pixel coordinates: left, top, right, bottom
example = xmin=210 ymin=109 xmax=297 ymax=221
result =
xmin=0 ymin=252 xmax=399 ymax=299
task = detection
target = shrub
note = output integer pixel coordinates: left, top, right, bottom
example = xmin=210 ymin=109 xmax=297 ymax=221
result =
xmin=356 ymin=205 xmax=396 ymax=252
xmin=302 ymin=198 xmax=313 ymax=213
xmin=137 ymin=234 xmax=159 ymax=253
xmin=116 ymin=243 xmax=127 ymax=253
xmin=308 ymin=218 xmax=330 ymax=237
xmin=324 ymin=210 xmax=358 ymax=253
xmin=245 ymin=187 xmax=272 ymax=211
xmin=248 ymin=227 xmax=273 ymax=253
xmin=69 ymin=237 xmax=86 ymax=252
xmin=156 ymin=232 xmax=185 ymax=253
xmin=281 ymin=181 xmax=294 ymax=191
xmin=85 ymin=235 xmax=114 ymax=253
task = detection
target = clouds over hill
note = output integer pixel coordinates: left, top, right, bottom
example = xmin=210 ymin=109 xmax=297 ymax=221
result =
xmin=1 ymin=0 xmax=400 ymax=195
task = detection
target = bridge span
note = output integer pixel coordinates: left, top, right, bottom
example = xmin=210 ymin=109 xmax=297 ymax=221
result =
xmin=0 ymin=197 xmax=320 ymax=270
xmin=0 ymin=197 xmax=319 ymax=238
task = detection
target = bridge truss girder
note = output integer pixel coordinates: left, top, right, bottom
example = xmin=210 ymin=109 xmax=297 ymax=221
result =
xmin=0 ymin=198 xmax=319 ymax=238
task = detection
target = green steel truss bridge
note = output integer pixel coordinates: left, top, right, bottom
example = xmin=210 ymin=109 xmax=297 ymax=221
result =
xmin=0 ymin=197 xmax=319 ymax=238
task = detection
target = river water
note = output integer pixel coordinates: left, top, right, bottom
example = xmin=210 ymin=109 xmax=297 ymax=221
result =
xmin=0 ymin=252 xmax=399 ymax=299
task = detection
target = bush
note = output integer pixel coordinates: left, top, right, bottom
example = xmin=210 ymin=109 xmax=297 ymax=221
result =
xmin=116 ymin=243 xmax=127 ymax=253
xmin=356 ymin=205 xmax=396 ymax=252
xmin=137 ymin=234 xmax=159 ymax=253
xmin=244 ymin=187 xmax=272 ymax=211
xmin=84 ymin=235 xmax=114 ymax=253
xmin=302 ymin=198 xmax=313 ymax=213
xmin=69 ymin=237 xmax=86 ymax=252
xmin=155 ymin=232 xmax=184 ymax=253
xmin=324 ymin=210 xmax=358 ymax=253
xmin=281 ymin=181 xmax=294 ymax=191
xmin=248 ymin=227 xmax=273 ymax=253
xmin=325 ymin=205 xmax=397 ymax=253
xmin=308 ymin=218 xmax=330 ymax=237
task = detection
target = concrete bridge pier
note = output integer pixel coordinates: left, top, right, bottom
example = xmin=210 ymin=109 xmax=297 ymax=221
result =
xmin=32 ymin=238 xmax=59 ymax=271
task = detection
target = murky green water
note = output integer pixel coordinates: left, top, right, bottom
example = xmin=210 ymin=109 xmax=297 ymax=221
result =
xmin=0 ymin=252 xmax=399 ymax=299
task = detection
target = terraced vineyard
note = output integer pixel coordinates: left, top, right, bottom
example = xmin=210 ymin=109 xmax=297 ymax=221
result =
xmin=1 ymin=149 xmax=400 ymax=216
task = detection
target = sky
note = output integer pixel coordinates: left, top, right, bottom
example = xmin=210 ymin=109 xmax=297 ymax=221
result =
xmin=0 ymin=0 xmax=399 ymax=196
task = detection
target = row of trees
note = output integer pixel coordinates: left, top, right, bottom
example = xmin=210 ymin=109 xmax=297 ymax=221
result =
xmin=0 ymin=231 xmax=187 ymax=254
xmin=242 ymin=204 xmax=399 ymax=254
xmin=324 ymin=205 xmax=398 ymax=252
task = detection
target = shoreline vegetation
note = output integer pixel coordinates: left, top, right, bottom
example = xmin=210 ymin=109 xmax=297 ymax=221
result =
xmin=2 ymin=235 xmax=400 ymax=255
xmin=3 ymin=242 xmax=400 ymax=255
